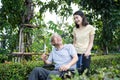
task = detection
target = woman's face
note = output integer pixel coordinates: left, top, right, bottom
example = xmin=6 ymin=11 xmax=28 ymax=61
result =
xmin=73 ymin=15 xmax=83 ymax=25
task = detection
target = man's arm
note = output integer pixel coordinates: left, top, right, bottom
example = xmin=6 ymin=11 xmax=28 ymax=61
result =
xmin=41 ymin=54 xmax=52 ymax=64
xmin=59 ymin=54 xmax=78 ymax=71
xmin=67 ymin=54 xmax=78 ymax=68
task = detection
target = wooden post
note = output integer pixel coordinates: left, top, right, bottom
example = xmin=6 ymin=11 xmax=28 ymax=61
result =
xmin=19 ymin=27 xmax=24 ymax=52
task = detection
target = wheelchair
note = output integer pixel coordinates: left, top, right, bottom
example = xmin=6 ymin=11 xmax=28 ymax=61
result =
xmin=42 ymin=64 xmax=82 ymax=80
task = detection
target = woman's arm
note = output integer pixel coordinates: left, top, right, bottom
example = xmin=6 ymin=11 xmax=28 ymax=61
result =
xmin=73 ymin=33 xmax=76 ymax=46
xmin=84 ymin=34 xmax=95 ymax=56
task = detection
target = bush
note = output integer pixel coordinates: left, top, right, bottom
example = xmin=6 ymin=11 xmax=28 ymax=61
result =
xmin=91 ymin=54 xmax=120 ymax=73
xmin=0 ymin=61 xmax=43 ymax=80
xmin=0 ymin=54 xmax=8 ymax=63
xmin=0 ymin=54 xmax=120 ymax=80
xmin=0 ymin=48 xmax=10 ymax=63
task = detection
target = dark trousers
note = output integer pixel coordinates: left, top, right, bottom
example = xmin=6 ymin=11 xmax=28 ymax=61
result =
xmin=28 ymin=67 xmax=61 ymax=80
xmin=77 ymin=54 xmax=91 ymax=75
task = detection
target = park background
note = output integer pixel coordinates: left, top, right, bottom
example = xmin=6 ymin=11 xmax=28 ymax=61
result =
xmin=0 ymin=0 xmax=120 ymax=80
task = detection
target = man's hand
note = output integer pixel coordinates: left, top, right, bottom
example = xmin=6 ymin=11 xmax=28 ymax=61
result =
xmin=59 ymin=65 xmax=70 ymax=71
xmin=41 ymin=54 xmax=47 ymax=61
xmin=41 ymin=54 xmax=52 ymax=64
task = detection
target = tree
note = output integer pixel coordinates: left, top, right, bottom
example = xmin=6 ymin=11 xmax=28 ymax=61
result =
xmin=0 ymin=0 xmax=25 ymax=53
xmin=0 ymin=0 xmax=35 ymax=53
xmin=80 ymin=0 xmax=120 ymax=54
xmin=0 ymin=0 xmax=120 ymax=54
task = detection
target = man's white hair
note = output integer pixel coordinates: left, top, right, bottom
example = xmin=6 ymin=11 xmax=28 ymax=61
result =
xmin=50 ymin=33 xmax=62 ymax=42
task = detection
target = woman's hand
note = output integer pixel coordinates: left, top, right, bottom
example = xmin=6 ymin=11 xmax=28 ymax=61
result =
xmin=84 ymin=51 xmax=90 ymax=57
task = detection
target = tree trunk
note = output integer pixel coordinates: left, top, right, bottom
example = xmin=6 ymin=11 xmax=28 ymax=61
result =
xmin=102 ymin=45 xmax=108 ymax=55
xmin=102 ymin=17 xmax=109 ymax=55
xmin=19 ymin=27 xmax=24 ymax=52
xmin=19 ymin=0 xmax=34 ymax=52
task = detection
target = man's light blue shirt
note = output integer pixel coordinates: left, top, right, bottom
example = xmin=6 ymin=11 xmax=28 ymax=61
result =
xmin=47 ymin=44 xmax=77 ymax=69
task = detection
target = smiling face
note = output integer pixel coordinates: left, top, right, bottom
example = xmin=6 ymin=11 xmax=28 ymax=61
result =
xmin=51 ymin=37 xmax=58 ymax=46
xmin=51 ymin=34 xmax=62 ymax=46
xmin=74 ymin=15 xmax=83 ymax=26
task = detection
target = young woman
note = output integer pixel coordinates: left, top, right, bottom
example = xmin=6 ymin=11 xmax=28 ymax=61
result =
xmin=73 ymin=10 xmax=95 ymax=75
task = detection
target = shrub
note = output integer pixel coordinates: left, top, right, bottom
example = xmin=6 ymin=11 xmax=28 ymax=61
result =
xmin=0 ymin=54 xmax=120 ymax=80
xmin=91 ymin=54 xmax=120 ymax=73
xmin=0 ymin=54 xmax=8 ymax=63
xmin=0 ymin=61 xmax=43 ymax=80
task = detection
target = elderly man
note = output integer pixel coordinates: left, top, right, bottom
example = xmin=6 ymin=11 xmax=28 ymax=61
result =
xmin=28 ymin=33 xmax=78 ymax=80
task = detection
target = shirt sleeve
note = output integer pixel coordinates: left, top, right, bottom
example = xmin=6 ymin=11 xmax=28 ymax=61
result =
xmin=72 ymin=28 xmax=76 ymax=36
xmin=68 ymin=44 xmax=77 ymax=56
xmin=90 ymin=26 xmax=96 ymax=35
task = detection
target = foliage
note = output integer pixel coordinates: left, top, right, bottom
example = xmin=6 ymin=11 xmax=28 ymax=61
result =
xmin=47 ymin=21 xmax=74 ymax=44
xmin=37 ymin=0 xmax=73 ymax=18
xmin=0 ymin=48 xmax=10 ymax=63
xmin=0 ymin=0 xmax=120 ymax=54
xmin=0 ymin=61 xmax=43 ymax=80
xmin=0 ymin=54 xmax=8 ymax=63
xmin=80 ymin=0 xmax=120 ymax=54
xmin=0 ymin=54 xmax=120 ymax=80
xmin=29 ymin=13 xmax=53 ymax=53
xmin=30 ymin=17 xmax=74 ymax=53
xmin=28 ymin=0 xmax=120 ymax=53
xmin=67 ymin=65 xmax=120 ymax=80
xmin=0 ymin=0 xmax=25 ymax=52
xmin=91 ymin=54 xmax=120 ymax=72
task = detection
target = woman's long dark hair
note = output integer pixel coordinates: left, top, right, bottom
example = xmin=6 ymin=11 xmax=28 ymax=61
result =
xmin=73 ymin=10 xmax=89 ymax=28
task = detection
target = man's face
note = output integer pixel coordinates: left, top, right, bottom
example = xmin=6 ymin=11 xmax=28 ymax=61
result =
xmin=51 ymin=37 xmax=62 ymax=46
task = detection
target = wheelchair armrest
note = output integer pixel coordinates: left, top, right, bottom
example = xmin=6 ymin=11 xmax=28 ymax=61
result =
xmin=42 ymin=64 xmax=55 ymax=70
